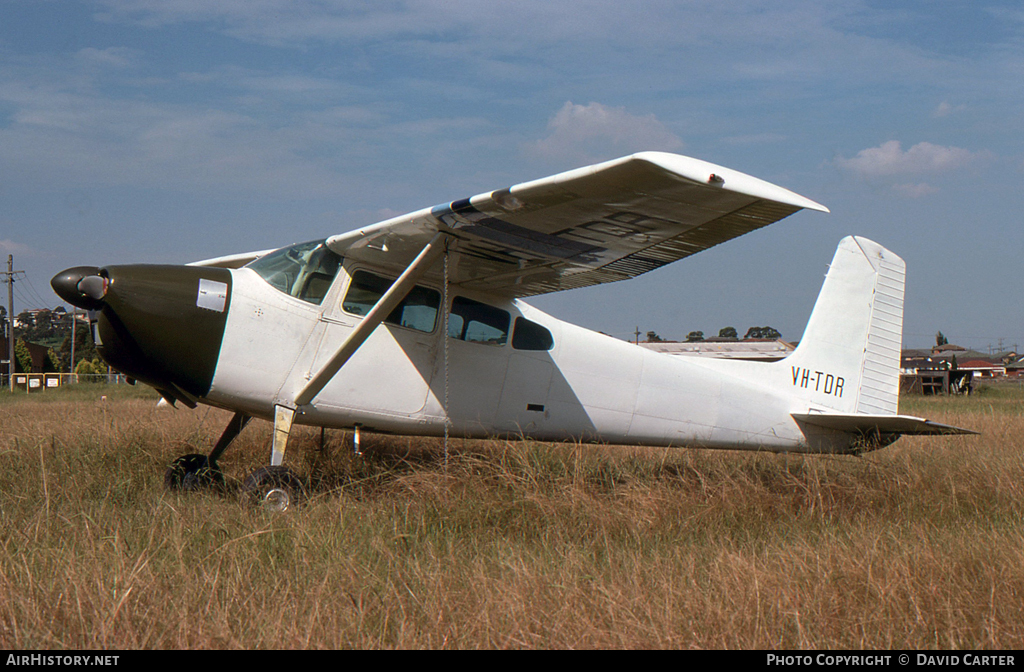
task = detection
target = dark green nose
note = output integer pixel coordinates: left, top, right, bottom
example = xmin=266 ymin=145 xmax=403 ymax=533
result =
xmin=55 ymin=264 xmax=233 ymax=404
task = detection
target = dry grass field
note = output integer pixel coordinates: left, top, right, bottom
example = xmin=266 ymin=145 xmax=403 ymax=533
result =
xmin=0 ymin=381 xmax=1022 ymax=649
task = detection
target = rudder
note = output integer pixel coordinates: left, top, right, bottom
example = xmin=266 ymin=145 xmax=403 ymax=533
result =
xmin=785 ymin=236 xmax=905 ymax=415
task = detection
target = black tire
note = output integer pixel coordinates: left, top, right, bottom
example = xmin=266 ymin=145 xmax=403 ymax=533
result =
xmin=164 ymin=453 xmax=224 ymax=491
xmin=241 ymin=466 xmax=306 ymax=511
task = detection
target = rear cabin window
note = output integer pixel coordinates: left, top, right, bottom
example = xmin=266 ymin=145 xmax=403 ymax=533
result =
xmin=246 ymin=240 xmax=342 ymax=305
xmin=448 ymin=296 xmax=510 ymax=345
xmin=512 ymin=317 xmax=554 ymax=351
xmin=341 ymin=270 xmax=440 ymax=333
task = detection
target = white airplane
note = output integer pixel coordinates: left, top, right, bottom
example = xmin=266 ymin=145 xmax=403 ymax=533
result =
xmin=51 ymin=151 xmax=974 ymax=508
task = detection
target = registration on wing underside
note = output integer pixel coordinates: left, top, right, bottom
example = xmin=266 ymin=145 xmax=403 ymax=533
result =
xmin=432 ymin=200 xmax=607 ymax=263
xmin=430 ymin=200 xmax=718 ymax=290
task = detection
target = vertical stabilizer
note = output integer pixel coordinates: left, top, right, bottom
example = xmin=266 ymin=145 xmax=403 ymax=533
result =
xmin=786 ymin=236 xmax=905 ymax=415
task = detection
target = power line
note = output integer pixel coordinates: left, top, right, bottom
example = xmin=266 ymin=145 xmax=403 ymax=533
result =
xmin=12 ymin=284 xmax=37 ymax=311
xmin=20 ymin=275 xmax=53 ymax=310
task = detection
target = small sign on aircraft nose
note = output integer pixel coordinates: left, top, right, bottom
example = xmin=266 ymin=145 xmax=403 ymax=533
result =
xmin=197 ymin=279 xmax=228 ymax=312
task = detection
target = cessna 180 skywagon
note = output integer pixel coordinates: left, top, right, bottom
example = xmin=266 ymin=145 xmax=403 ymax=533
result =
xmin=52 ymin=151 xmax=974 ymax=507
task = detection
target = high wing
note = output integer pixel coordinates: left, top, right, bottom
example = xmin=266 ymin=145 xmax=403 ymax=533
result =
xmin=326 ymin=151 xmax=828 ymax=298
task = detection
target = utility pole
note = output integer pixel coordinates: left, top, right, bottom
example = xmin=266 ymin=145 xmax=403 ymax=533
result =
xmin=4 ymin=255 xmax=26 ymax=392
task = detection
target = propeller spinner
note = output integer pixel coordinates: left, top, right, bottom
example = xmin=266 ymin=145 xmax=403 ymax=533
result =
xmin=51 ymin=266 xmax=107 ymax=310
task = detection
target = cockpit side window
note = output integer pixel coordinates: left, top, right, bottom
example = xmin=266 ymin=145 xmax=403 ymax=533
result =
xmin=246 ymin=240 xmax=342 ymax=305
xmin=448 ymin=296 xmax=510 ymax=345
xmin=342 ymin=270 xmax=440 ymax=333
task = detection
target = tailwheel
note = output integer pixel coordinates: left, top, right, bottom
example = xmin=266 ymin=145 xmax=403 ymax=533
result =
xmin=242 ymin=466 xmax=306 ymax=511
xmin=165 ymin=453 xmax=224 ymax=491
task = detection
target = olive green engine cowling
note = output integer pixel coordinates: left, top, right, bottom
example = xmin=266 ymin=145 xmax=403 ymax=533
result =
xmin=93 ymin=264 xmax=232 ymax=400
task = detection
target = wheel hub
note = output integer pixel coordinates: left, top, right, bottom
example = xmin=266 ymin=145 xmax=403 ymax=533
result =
xmin=262 ymin=487 xmax=291 ymax=512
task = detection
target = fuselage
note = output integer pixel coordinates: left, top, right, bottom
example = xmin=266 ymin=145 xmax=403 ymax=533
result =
xmin=204 ymin=259 xmax=848 ymax=453
xmin=52 ymin=246 xmax=856 ymax=455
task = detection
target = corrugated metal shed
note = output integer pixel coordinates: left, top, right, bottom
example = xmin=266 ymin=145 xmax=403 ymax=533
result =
xmin=639 ymin=340 xmax=795 ymax=361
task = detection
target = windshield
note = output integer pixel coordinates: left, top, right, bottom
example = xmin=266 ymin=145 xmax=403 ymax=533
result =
xmin=246 ymin=239 xmax=342 ymax=305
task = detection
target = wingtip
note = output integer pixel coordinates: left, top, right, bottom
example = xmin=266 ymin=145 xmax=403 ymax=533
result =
xmin=632 ymin=151 xmax=829 ymax=214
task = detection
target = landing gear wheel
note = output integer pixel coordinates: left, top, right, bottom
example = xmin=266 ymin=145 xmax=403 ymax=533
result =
xmin=242 ymin=466 xmax=305 ymax=511
xmin=165 ymin=453 xmax=224 ymax=491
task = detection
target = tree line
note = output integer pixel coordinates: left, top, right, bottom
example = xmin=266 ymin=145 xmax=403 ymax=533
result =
xmin=646 ymin=326 xmax=782 ymax=343
xmin=2 ymin=306 xmax=101 ymax=374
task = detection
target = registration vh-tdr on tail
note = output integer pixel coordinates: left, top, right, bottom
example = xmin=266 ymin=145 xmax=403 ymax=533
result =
xmin=52 ymin=151 xmax=975 ymax=507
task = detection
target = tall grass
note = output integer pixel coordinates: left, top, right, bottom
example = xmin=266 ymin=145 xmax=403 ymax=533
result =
xmin=0 ymin=383 xmax=1022 ymax=648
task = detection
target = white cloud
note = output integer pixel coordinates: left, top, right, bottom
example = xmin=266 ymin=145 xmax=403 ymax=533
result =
xmin=86 ymin=0 xmax=1008 ymax=125
xmin=0 ymin=63 xmax=501 ymax=202
xmin=892 ymin=182 xmax=939 ymax=198
xmin=0 ymin=239 xmax=31 ymax=255
xmin=527 ymin=102 xmax=683 ymax=165
xmin=722 ymin=132 xmax=787 ymax=146
xmin=92 ymin=1 xmax=656 ymax=41
xmin=75 ymin=47 xmax=139 ymax=69
xmin=933 ymin=101 xmax=966 ymax=118
xmin=0 ymin=84 xmax=339 ymax=197
xmin=835 ymin=140 xmax=979 ymax=177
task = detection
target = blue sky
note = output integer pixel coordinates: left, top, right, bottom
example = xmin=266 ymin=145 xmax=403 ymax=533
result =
xmin=2 ymin=0 xmax=1022 ymax=350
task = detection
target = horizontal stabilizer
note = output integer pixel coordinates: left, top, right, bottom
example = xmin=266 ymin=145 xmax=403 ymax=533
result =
xmin=792 ymin=412 xmax=978 ymax=436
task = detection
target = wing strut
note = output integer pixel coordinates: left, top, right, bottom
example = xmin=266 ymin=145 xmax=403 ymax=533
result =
xmin=268 ymin=231 xmax=448 ymax=467
xmin=295 ymin=230 xmax=448 ymax=406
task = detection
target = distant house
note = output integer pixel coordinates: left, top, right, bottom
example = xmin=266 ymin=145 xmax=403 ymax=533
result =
xmin=901 ymin=345 xmax=1017 ymax=394
xmin=0 ymin=336 xmax=52 ymax=374
xmin=958 ymin=359 xmax=1006 ymax=379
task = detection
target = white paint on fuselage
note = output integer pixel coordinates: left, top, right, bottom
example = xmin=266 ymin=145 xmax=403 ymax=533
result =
xmin=207 ymin=264 xmax=849 ymax=453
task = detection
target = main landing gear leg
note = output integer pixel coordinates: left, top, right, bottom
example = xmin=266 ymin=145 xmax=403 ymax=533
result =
xmin=233 ymin=234 xmax=447 ymax=510
xmin=241 ymin=405 xmax=305 ymax=511
xmin=165 ymin=411 xmax=251 ymax=491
